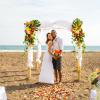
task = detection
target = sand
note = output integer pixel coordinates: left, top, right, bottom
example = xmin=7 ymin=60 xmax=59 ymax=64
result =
xmin=0 ymin=52 xmax=100 ymax=100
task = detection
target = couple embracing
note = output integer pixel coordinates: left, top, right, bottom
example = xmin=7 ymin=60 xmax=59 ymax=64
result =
xmin=39 ymin=30 xmax=63 ymax=84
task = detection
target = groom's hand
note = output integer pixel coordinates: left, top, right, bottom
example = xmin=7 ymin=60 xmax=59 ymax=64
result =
xmin=60 ymin=50 xmax=62 ymax=53
xmin=59 ymin=50 xmax=62 ymax=56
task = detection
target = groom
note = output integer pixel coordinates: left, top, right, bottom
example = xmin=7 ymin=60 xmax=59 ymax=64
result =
xmin=51 ymin=30 xmax=63 ymax=83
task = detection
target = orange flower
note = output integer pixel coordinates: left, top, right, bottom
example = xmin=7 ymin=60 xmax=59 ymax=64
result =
xmin=96 ymin=68 xmax=100 ymax=73
xmin=53 ymin=50 xmax=61 ymax=54
xmin=25 ymin=27 xmax=33 ymax=35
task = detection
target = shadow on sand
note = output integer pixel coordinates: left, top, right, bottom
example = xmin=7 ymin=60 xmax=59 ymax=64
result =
xmin=6 ymin=82 xmax=52 ymax=92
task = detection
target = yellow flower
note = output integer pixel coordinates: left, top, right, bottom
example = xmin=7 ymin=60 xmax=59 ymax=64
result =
xmin=89 ymin=72 xmax=98 ymax=83
xmin=26 ymin=27 xmax=31 ymax=31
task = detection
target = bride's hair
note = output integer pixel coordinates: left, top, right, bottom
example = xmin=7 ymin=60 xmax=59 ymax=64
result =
xmin=46 ymin=33 xmax=52 ymax=44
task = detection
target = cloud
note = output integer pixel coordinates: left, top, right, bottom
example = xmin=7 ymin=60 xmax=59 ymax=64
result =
xmin=0 ymin=0 xmax=100 ymax=45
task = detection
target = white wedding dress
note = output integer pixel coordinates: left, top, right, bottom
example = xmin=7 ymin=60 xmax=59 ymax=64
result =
xmin=39 ymin=46 xmax=54 ymax=84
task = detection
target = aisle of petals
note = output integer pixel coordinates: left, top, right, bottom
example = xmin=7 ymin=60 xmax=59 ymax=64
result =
xmin=32 ymin=84 xmax=74 ymax=100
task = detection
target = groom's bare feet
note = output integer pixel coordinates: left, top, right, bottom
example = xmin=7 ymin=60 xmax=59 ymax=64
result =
xmin=54 ymin=80 xmax=58 ymax=84
xmin=59 ymin=80 xmax=62 ymax=83
xmin=58 ymin=77 xmax=61 ymax=83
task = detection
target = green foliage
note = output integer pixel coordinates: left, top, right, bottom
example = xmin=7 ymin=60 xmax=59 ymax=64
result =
xmin=23 ymin=19 xmax=41 ymax=49
xmin=71 ymin=18 xmax=86 ymax=51
xmin=31 ymin=20 xmax=41 ymax=27
xmin=72 ymin=18 xmax=83 ymax=30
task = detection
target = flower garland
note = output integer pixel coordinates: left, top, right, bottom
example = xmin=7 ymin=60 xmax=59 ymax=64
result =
xmin=24 ymin=20 xmax=41 ymax=50
xmin=71 ymin=18 xmax=86 ymax=51
xmin=89 ymin=69 xmax=100 ymax=87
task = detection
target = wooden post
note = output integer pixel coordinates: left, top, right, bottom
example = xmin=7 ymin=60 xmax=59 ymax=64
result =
xmin=36 ymin=59 xmax=41 ymax=70
xmin=76 ymin=44 xmax=82 ymax=81
xmin=77 ymin=60 xmax=81 ymax=81
xmin=36 ymin=62 xmax=39 ymax=69
xmin=29 ymin=68 xmax=32 ymax=79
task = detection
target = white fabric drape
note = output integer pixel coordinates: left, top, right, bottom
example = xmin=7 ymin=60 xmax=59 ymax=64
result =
xmin=27 ymin=46 xmax=33 ymax=68
xmin=76 ymin=46 xmax=82 ymax=67
xmin=36 ymin=33 xmax=42 ymax=64
xmin=36 ymin=43 xmax=41 ymax=64
xmin=0 ymin=87 xmax=7 ymax=100
xmin=90 ymin=89 xmax=97 ymax=100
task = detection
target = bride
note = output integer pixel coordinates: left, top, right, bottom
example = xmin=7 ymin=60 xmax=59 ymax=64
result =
xmin=39 ymin=33 xmax=54 ymax=84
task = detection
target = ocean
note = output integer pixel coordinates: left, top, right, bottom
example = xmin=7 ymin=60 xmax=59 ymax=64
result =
xmin=0 ymin=45 xmax=100 ymax=52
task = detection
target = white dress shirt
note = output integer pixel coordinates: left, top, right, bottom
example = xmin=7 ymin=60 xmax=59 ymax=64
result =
xmin=52 ymin=37 xmax=63 ymax=51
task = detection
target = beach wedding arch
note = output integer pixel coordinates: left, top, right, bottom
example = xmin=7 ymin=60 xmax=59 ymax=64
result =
xmin=23 ymin=18 xmax=86 ymax=80
xmin=24 ymin=19 xmax=41 ymax=79
xmin=71 ymin=18 xmax=86 ymax=80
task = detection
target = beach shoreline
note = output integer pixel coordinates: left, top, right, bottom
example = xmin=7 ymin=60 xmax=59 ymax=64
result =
xmin=0 ymin=50 xmax=100 ymax=53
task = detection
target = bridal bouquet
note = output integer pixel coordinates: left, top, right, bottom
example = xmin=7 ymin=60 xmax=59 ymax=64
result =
xmin=24 ymin=20 xmax=41 ymax=49
xmin=53 ymin=50 xmax=61 ymax=60
xmin=71 ymin=18 xmax=86 ymax=51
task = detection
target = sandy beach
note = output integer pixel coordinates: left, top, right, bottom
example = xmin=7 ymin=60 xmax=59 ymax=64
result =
xmin=0 ymin=52 xmax=100 ymax=100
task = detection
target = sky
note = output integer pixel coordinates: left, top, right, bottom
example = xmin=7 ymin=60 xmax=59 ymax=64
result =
xmin=0 ymin=0 xmax=100 ymax=45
